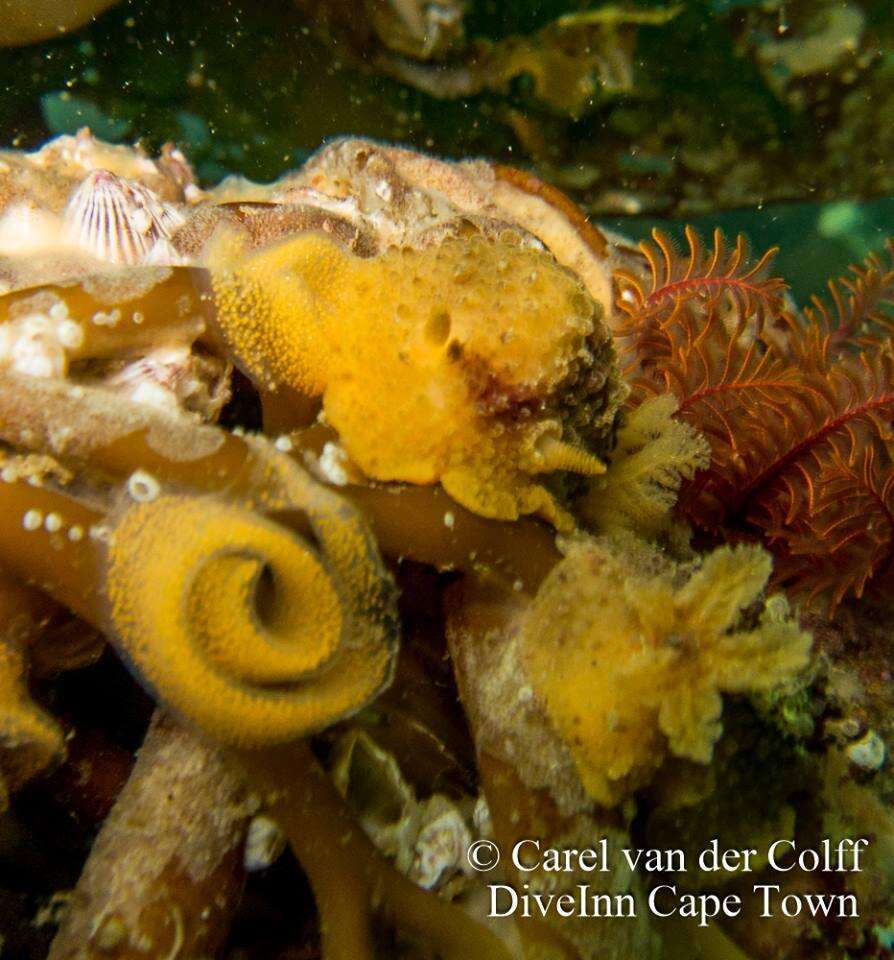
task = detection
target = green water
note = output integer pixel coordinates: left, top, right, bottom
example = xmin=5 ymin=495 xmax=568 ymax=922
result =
xmin=1 ymin=0 xmax=892 ymax=301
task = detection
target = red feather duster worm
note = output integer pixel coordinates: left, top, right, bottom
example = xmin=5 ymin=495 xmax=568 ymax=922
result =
xmin=615 ymin=228 xmax=894 ymax=609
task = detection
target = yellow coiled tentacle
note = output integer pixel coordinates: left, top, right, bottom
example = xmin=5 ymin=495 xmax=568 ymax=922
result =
xmin=105 ymin=492 xmax=398 ymax=747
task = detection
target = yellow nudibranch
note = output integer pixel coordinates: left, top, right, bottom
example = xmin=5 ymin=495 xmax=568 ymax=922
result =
xmin=207 ymin=228 xmax=622 ymax=528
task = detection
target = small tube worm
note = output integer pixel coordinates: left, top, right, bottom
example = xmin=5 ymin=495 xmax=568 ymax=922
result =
xmin=49 ymin=711 xmax=249 ymax=960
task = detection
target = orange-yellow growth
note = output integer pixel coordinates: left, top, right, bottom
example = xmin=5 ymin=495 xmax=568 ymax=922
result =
xmin=0 ymin=0 xmax=117 ymax=46
xmin=0 ymin=580 xmax=65 ymax=807
xmin=105 ymin=488 xmax=398 ymax=747
xmin=208 ymin=230 xmax=620 ymax=528
xmin=521 ymin=540 xmax=812 ymax=806
xmin=0 ymin=640 xmax=64 ymax=807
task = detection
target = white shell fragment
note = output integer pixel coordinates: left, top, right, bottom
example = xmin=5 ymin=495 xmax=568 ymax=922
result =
xmin=332 ymin=729 xmax=478 ymax=892
xmin=410 ymin=798 xmax=474 ymax=889
xmin=243 ymin=815 xmax=287 ymax=872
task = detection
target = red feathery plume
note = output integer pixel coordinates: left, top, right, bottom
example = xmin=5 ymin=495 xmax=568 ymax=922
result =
xmin=615 ymin=228 xmax=894 ymax=609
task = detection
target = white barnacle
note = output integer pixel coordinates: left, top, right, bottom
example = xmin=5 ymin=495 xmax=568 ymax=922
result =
xmin=68 ymin=525 xmax=84 ymax=542
xmin=243 ymin=815 xmax=287 ymax=872
xmin=44 ymin=512 xmax=63 ymax=533
xmin=63 ymin=169 xmax=184 ymax=266
xmin=127 ymin=469 xmax=161 ymax=503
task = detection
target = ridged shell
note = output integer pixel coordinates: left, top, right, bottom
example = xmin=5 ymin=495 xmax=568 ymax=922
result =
xmin=63 ymin=170 xmax=184 ymax=265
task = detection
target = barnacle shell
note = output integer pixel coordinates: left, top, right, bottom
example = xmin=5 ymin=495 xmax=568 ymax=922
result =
xmin=0 ymin=130 xmax=196 ymax=291
xmin=63 ymin=170 xmax=184 ymax=265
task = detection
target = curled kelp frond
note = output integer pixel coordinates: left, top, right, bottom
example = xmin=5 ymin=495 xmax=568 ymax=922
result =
xmin=0 ymin=373 xmax=399 ymax=747
xmin=520 ymin=539 xmax=811 ymax=806
xmin=105 ymin=490 xmax=396 ymax=746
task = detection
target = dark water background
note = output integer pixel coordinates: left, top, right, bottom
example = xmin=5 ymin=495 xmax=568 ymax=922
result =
xmin=1 ymin=0 xmax=892 ymax=300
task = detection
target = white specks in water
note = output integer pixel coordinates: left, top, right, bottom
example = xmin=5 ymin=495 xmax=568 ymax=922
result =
xmin=68 ymin=525 xmax=84 ymax=542
xmin=23 ymin=509 xmax=43 ymax=531
xmin=274 ymin=434 xmax=293 ymax=453
xmin=44 ymin=512 xmax=62 ymax=533
xmin=127 ymin=469 xmax=161 ymax=503
xmin=443 ymin=511 xmax=455 ymax=529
